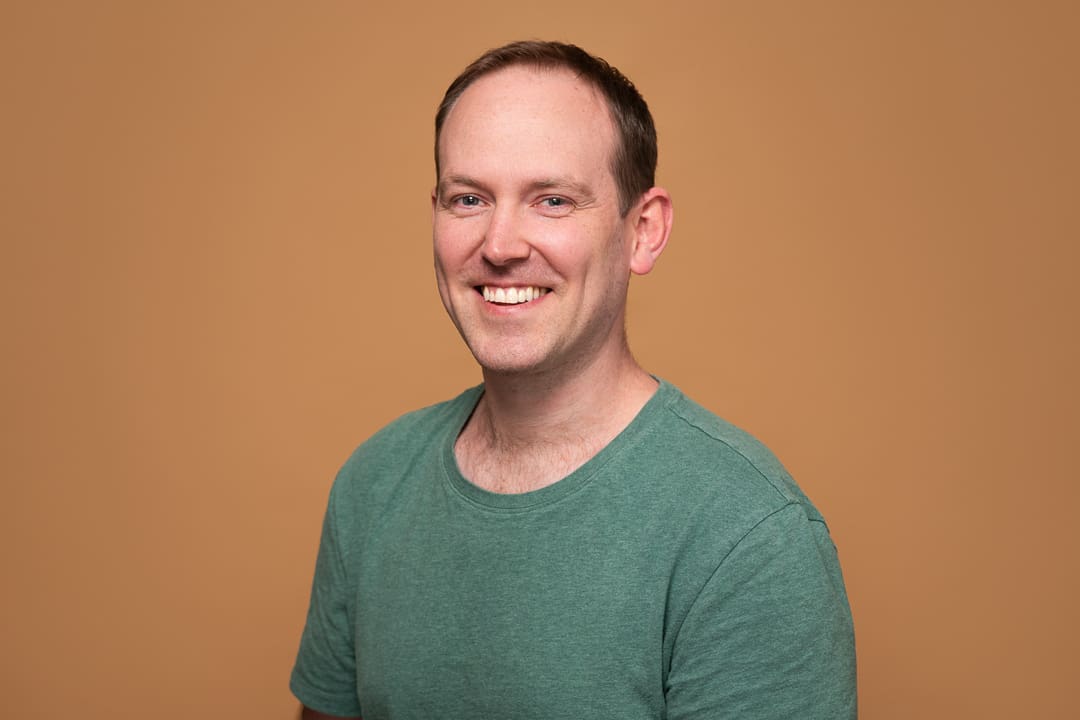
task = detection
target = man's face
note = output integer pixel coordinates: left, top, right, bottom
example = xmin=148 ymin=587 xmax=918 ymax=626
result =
xmin=433 ymin=66 xmax=638 ymax=378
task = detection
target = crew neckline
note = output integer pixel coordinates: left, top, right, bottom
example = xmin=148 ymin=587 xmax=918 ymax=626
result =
xmin=440 ymin=378 xmax=676 ymax=512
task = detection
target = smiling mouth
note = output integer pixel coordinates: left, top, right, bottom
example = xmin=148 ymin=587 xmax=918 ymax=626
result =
xmin=478 ymin=285 xmax=551 ymax=305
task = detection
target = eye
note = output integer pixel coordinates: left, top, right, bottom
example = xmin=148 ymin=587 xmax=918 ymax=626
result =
xmin=536 ymin=196 xmax=574 ymax=216
xmin=456 ymin=194 xmax=482 ymax=208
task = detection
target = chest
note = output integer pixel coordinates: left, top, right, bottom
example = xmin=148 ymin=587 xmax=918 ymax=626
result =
xmin=347 ymin=495 xmax=672 ymax=718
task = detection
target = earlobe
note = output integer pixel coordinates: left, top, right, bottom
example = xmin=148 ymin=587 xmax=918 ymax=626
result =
xmin=629 ymin=187 xmax=674 ymax=275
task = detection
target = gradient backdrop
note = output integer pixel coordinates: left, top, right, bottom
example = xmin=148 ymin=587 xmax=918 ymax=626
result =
xmin=3 ymin=1 xmax=1077 ymax=718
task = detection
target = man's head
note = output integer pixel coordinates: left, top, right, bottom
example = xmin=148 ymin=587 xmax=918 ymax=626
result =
xmin=435 ymin=41 xmax=657 ymax=217
xmin=431 ymin=45 xmax=672 ymax=379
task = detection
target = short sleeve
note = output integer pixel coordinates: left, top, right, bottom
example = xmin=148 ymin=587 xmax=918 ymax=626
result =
xmin=665 ymin=503 xmax=857 ymax=719
xmin=290 ymin=485 xmax=364 ymax=717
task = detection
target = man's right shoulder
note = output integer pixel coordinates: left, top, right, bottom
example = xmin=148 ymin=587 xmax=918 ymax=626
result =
xmin=327 ymin=385 xmax=481 ymax=504
xmin=358 ymin=386 xmax=481 ymax=453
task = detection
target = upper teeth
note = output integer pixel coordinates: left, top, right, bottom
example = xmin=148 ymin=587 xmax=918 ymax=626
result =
xmin=482 ymin=286 xmax=550 ymax=304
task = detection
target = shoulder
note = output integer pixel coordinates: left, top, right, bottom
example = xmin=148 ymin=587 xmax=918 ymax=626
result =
xmin=325 ymin=385 xmax=481 ymax=513
xmin=348 ymin=385 xmax=479 ymax=463
xmin=641 ymin=380 xmax=827 ymax=526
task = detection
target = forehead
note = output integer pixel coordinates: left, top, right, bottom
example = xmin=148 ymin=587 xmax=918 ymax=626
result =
xmin=438 ymin=66 xmax=618 ymax=183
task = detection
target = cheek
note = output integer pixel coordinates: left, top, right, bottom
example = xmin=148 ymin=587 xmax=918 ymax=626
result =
xmin=433 ymin=225 xmax=466 ymax=273
xmin=559 ymin=227 xmax=627 ymax=279
xmin=526 ymin=221 xmax=586 ymax=263
xmin=433 ymin=214 xmax=483 ymax=262
xmin=431 ymin=246 xmax=459 ymax=316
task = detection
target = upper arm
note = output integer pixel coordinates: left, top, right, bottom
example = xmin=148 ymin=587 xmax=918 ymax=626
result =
xmin=665 ymin=503 xmax=857 ymax=718
xmin=291 ymin=486 xmax=365 ymax=717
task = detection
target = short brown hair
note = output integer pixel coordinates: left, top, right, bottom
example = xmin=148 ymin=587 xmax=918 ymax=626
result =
xmin=434 ymin=40 xmax=657 ymax=216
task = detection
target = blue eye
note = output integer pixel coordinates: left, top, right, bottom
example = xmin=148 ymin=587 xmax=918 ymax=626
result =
xmin=537 ymin=196 xmax=573 ymax=215
xmin=458 ymin=195 xmax=481 ymax=207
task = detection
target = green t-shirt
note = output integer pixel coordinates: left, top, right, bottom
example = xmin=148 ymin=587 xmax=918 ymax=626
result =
xmin=291 ymin=380 xmax=856 ymax=718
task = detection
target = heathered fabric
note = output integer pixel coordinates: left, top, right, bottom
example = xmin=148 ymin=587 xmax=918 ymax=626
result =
xmin=291 ymin=380 xmax=856 ymax=718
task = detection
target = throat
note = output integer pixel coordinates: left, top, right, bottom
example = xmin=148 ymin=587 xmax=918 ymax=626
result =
xmin=454 ymin=429 xmax=598 ymax=494
xmin=455 ymin=364 xmax=659 ymax=494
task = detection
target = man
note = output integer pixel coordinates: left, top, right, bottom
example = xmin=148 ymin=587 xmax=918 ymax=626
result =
xmin=292 ymin=41 xmax=856 ymax=719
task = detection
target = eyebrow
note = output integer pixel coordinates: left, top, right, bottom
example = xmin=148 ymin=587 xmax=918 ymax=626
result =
xmin=528 ymin=177 xmax=596 ymax=201
xmin=436 ymin=174 xmax=489 ymax=200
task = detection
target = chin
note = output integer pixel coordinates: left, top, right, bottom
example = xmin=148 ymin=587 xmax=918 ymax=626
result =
xmin=465 ymin=341 xmax=552 ymax=377
xmin=471 ymin=353 xmax=547 ymax=376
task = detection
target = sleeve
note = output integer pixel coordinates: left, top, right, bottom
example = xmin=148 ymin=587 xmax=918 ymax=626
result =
xmin=665 ymin=503 xmax=857 ymax=719
xmin=290 ymin=483 xmax=365 ymax=718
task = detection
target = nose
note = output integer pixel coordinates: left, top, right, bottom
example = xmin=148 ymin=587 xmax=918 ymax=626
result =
xmin=481 ymin=204 xmax=531 ymax=266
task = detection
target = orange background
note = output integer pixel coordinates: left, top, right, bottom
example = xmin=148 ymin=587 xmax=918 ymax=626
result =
xmin=3 ymin=2 xmax=1077 ymax=718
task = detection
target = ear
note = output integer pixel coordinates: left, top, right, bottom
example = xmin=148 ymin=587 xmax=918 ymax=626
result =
xmin=628 ymin=187 xmax=673 ymax=275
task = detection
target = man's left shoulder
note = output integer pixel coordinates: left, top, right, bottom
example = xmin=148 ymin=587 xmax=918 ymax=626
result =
xmin=648 ymin=381 xmax=824 ymax=522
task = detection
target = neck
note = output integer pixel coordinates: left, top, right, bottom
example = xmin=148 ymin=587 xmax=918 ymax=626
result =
xmin=466 ymin=343 xmax=658 ymax=461
xmin=453 ymin=321 xmax=662 ymax=494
